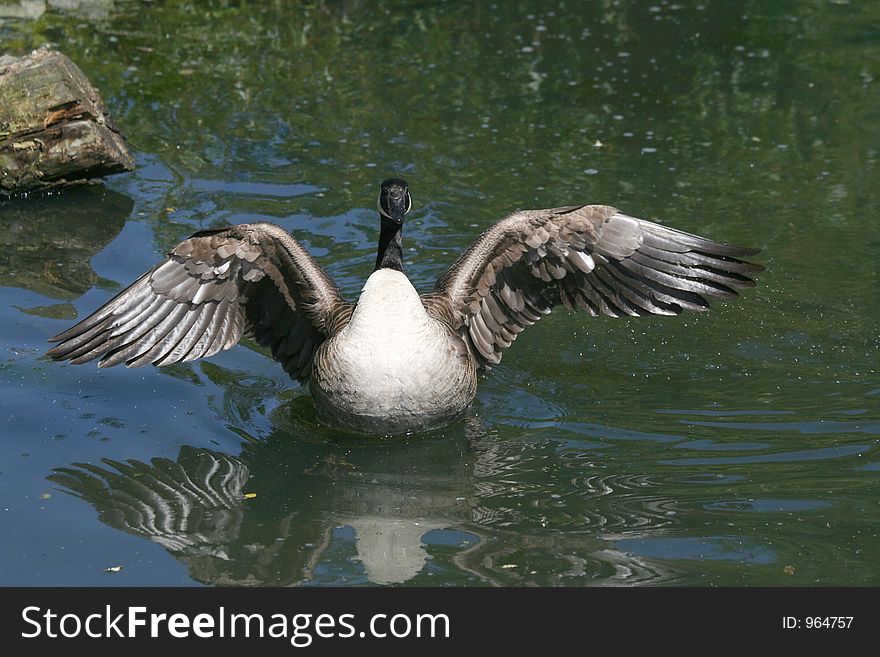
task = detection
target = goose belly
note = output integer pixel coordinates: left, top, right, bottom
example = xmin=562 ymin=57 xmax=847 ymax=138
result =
xmin=309 ymin=271 xmax=476 ymax=433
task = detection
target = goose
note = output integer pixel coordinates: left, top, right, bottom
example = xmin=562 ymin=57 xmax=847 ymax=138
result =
xmin=47 ymin=178 xmax=762 ymax=434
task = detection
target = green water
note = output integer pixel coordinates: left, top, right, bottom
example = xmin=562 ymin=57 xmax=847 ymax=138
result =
xmin=1 ymin=0 xmax=878 ymax=586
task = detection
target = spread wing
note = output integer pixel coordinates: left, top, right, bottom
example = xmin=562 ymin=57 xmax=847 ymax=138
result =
xmin=47 ymin=222 xmax=353 ymax=382
xmin=423 ymin=205 xmax=762 ymax=368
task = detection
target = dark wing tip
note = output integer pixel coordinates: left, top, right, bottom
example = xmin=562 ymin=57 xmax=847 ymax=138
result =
xmin=47 ymin=329 xmax=77 ymax=346
xmin=736 ymin=245 xmax=763 ymax=258
xmin=699 ymin=242 xmax=763 ymax=258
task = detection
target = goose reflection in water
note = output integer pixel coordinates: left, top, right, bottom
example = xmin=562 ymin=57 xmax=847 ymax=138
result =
xmin=51 ymin=444 xmax=461 ymax=586
xmin=49 ymin=396 xmax=681 ymax=586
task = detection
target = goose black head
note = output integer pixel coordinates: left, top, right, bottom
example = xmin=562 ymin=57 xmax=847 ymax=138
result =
xmin=377 ymin=178 xmax=411 ymax=225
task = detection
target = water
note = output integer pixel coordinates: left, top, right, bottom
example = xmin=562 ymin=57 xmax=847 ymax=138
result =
xmin=1 ymin=0 xmax=878 ymax=586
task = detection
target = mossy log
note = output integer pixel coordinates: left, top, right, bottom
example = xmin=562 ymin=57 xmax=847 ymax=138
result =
xmin=0 ymin=48 xmax=134 ymax=196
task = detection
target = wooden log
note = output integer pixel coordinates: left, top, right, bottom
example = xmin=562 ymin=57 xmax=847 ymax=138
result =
xmin=0 ymin=48 xmax=134 ymax=196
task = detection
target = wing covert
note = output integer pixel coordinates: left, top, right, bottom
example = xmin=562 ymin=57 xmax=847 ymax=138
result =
xmin=47 ymin=222 xmax=351 ymax=382
xmin=425 ymin=205 xmax=762 ymax=368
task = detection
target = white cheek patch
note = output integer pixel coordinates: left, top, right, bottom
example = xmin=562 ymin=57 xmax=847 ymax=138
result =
xmin=377 ymin=190 xmax=411 ymax=218
xmin=377 ymin=195 xmax=392 ymax=219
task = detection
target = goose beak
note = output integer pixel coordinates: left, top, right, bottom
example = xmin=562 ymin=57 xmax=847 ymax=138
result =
xmin=387 ymin=196 xmax=407 ymax=225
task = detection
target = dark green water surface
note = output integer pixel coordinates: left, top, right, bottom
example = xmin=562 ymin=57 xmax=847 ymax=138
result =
xmin=1 ymin=0 xmax=878 ymax=586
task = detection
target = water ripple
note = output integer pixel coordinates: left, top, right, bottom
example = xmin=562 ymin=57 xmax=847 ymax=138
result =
xmin=190 ymin=179 xmax=321 ymax=198
xmin=702 ymin=499 xmax=833 ymax=513
xmin=451 ymin=528 xmax=683 ymax=586
xmin=662 ymin=444 xmax=871 ymax=466
xmin=657 ymin=409 xmax=794 ymax=417
xmin=687 ymin=419 xmax=880 ymax=435
xmin=673 ymin=439 xmax=772 ymax=452
xmin=614 ymin=536 xmax=777 ymax=565
xmin=561 ymin=421 xmax=684 ymax=443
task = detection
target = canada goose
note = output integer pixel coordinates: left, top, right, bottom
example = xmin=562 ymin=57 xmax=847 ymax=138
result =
xmin=47 ymin=178 xmax=762 ymax=434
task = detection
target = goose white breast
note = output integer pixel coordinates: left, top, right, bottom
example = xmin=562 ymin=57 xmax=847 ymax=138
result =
xmin=309 ymin=268 xmax=476 ymax=433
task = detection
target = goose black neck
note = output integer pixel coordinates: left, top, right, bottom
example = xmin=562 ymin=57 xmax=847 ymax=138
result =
xmin=375 ymin=217 xmax=404 ymax=271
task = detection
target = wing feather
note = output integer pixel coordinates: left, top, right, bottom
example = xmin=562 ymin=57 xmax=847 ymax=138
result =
xmin=425 ymin=205 xmax=761 ymax=369
xmin=47 ymin=222 xmax=351 ymax=382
